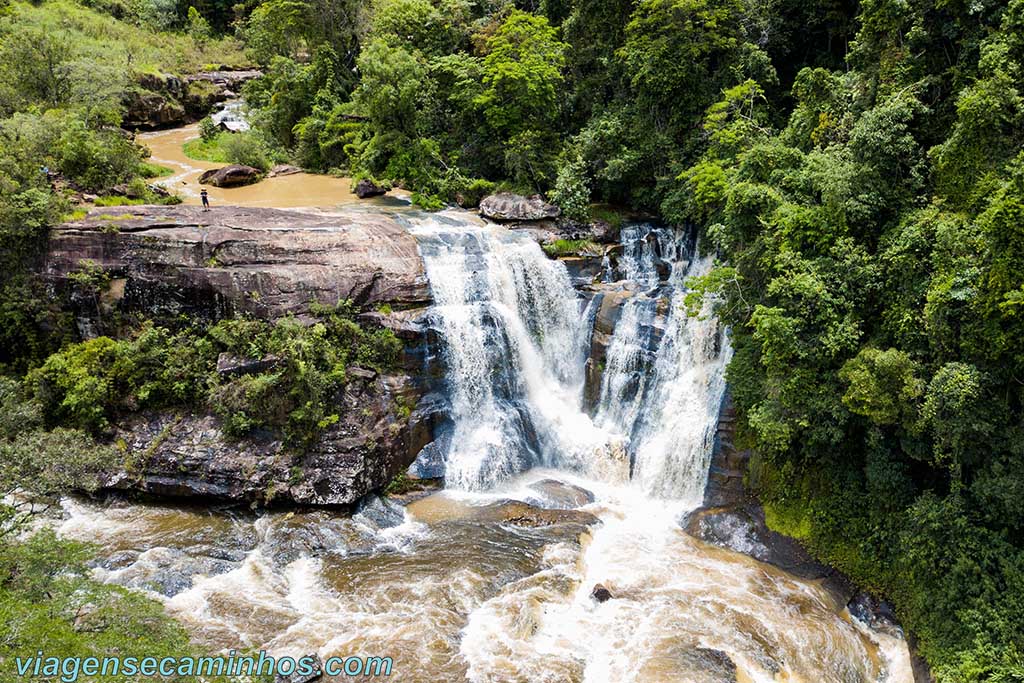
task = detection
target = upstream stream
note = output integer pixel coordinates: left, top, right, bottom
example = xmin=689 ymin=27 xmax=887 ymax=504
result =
xmin=56 ymin=130 xmax=915 ymax=682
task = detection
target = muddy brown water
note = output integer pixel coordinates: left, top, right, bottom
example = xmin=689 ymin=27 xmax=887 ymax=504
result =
xmin=58 ymin=471 xmax=915 ymax=683
xmin=140 ymin=125 xmax=361 ymax=209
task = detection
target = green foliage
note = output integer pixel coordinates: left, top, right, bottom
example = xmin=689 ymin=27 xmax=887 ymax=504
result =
xmin=549 ymin=153 xmax=590 ymax=221
xmin=24 ymin=303 xmax=401 ymax=446
xmin=672 ymin=0 xmax=1024 ymax=674
xmin=541 ymin=239 xmax=600 ymax=258
xmin=198 ymin=115 xmax=219 ymax=142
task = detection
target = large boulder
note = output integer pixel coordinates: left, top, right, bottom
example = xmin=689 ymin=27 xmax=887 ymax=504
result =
xmin=479 ymin=193 xmax=560 ymax=222
xmin=199 ymin=164 xmax=263 ymax=188
xmin=355 ymin=179 xmax=388 ymax=199
xmin=45 ymin=205 xmax=432 ymax=321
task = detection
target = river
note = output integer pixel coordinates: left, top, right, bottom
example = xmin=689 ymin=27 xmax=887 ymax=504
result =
xmin=57 ymin=132 xmax=916 ymax=682
xmin=140 ymin=124 xmax=360 ymax=208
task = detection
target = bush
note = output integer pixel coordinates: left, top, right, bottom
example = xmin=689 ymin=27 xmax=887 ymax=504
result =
xmin=549 ymin=154 xmax=591 ymax=221
xmin=198 ymin=116 xmax=219 ymax=142
xmin=25 ymin=303 xmax=401 ymax=445
xmin=220 ymin=132 xmax=271 ymax=171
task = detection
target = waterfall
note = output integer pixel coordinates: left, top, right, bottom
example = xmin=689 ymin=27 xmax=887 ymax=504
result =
xmin=596 ymin=224 xmax=732 ymax=503
xmin=409 ymin=212 xmax=610 ymax=490
xmin=411 ymin=212 xmax=730 ymax=504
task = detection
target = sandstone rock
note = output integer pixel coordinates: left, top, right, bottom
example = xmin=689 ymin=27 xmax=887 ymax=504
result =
xmin=527 ymin=479 xmax=595 ymax=509
xmin=186 ymin=69 xmax=263 ymax=92
xmin=347 ymin=366 xmax=377 ymax=382
xmin=473 ymin=500 xmax=599 ymax=528
xmin=355 ymin=179 xmax=388 ymax=199
xmin=479 ymin=193 xmax=560 ymax=222
xmin=46 ymin=205 xmax=431 ymax=330
xmin=270 ymin=164 xmax=302 ymax=177
xmin=590 ymin=583 xmax=613 ymax=603
xmin=199 ymin=164 xmax=263 ymax=188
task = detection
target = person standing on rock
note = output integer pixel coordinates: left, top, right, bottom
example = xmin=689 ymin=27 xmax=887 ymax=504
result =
xmin=200 ymin=188 xmax=210 ymax=211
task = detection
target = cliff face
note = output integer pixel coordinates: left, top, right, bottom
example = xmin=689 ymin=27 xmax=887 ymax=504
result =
xmin=45 ymin=205 xmax=439 ymax=507
xmin=47 ymin=205 xmax=431 ymax=322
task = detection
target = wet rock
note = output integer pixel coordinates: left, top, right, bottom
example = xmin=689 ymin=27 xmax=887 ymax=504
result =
xmin=704 ymin=391 xmax=749 ymax=508
xmin=270 ymin=164 xmax=301 ymax=177
xmin=848 ymin=592 xmax=902 ymax=638
xmin=479 ymin=193 xmax=560 ymax=222
xmin=684 ymin=504 xmax=855 ymax=606
xmin=527 ymin=479 xmax=595 ymax=509
xmin=199 ymin=164 xmax=263 ymax=188
xmin=216 ymin=352 xmax=281 ymax=377
xmin=275 ymin=654 xmax=323 ymax=683
xmin=407 ymin=433 xmax=450 ymax=481
xmin=355 ymin=179 xmax=388 ymax=199
xmin=105 ymin=547 xmax=239 ymax=597
xmin=353 ymin=494 xmax=405 ymax=530
xmin=46 ymin=205 xmax=431 ymax=321
xmin=590 ymin=583 xmax=613 ymax=603
xmin=637 ymin=644 xmax=738 ymax=683
xmin=475 ymin=501 xmax=599 ymax=528
xmin=582 ymin=288 xmax=634 ymax=413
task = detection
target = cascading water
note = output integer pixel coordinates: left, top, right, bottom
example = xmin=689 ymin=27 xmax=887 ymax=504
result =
xmin=595 ymin=223 xmax=732 ymax=503
xmin=409 ymin=211 xmax=616 ymax=490
xmin=54 ymin=205 xmax=914 ymax=683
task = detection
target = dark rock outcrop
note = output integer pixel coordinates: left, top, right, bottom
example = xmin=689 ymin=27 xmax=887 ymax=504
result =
xmin=124 ymin=90 xmax=187 ymax=130
xmin=582 ymin=288 xmax=633 ymax=412
xmin=704 ymin=391 xmax=749 ymax=508
xmin=124 ymin=70 xmax=262 ymax=129
xmin=216 ymin=353 xmax=282 ymax=377
xmin=354 ymin=179 xmax=388 ymax=199
xmin=104 ymin=371 xmax=437 ymax=507
xmin=274 ymin=654 xmax=323 ymax=683
xmin=479 ymin=193 xmax=560 ymax=222
xmin=199 ymin=164 xmax=263 ymax=188
xmin=46 ymin=205 xmax=431 ymax=322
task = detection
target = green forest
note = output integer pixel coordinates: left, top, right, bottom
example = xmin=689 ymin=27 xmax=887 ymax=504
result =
xmin=1 ymin=0 xmax=1024 ymax=679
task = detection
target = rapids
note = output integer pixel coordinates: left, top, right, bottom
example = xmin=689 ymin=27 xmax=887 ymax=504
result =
xmin=57 ymin=203 xmax=914 ymax=682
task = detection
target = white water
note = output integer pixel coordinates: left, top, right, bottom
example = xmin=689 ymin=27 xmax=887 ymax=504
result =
xmin=55 ymin=207 xmax=914 ymax=682
xmin=409 ymin=212 xmax=619 ymax=490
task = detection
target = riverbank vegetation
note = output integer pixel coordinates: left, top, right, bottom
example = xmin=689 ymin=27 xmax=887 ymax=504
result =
xmin=1 ymin=0 xmax=1023 ymax=678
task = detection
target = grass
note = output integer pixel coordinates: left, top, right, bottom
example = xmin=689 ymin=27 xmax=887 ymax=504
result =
xmin=10 ymin=0 xmax=248 ymax=75
xmin=182 ymin=134 xmax=231 ymax=163
xmin=590 ymin=205 xmax=626 ymax=229
xmin=542 ymin=239 xmax=603 ymax=257
xmin=94 ymin=196 xmax=146 ymax=206
xmin=139 ymin=162 xmax=174 ymax=178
